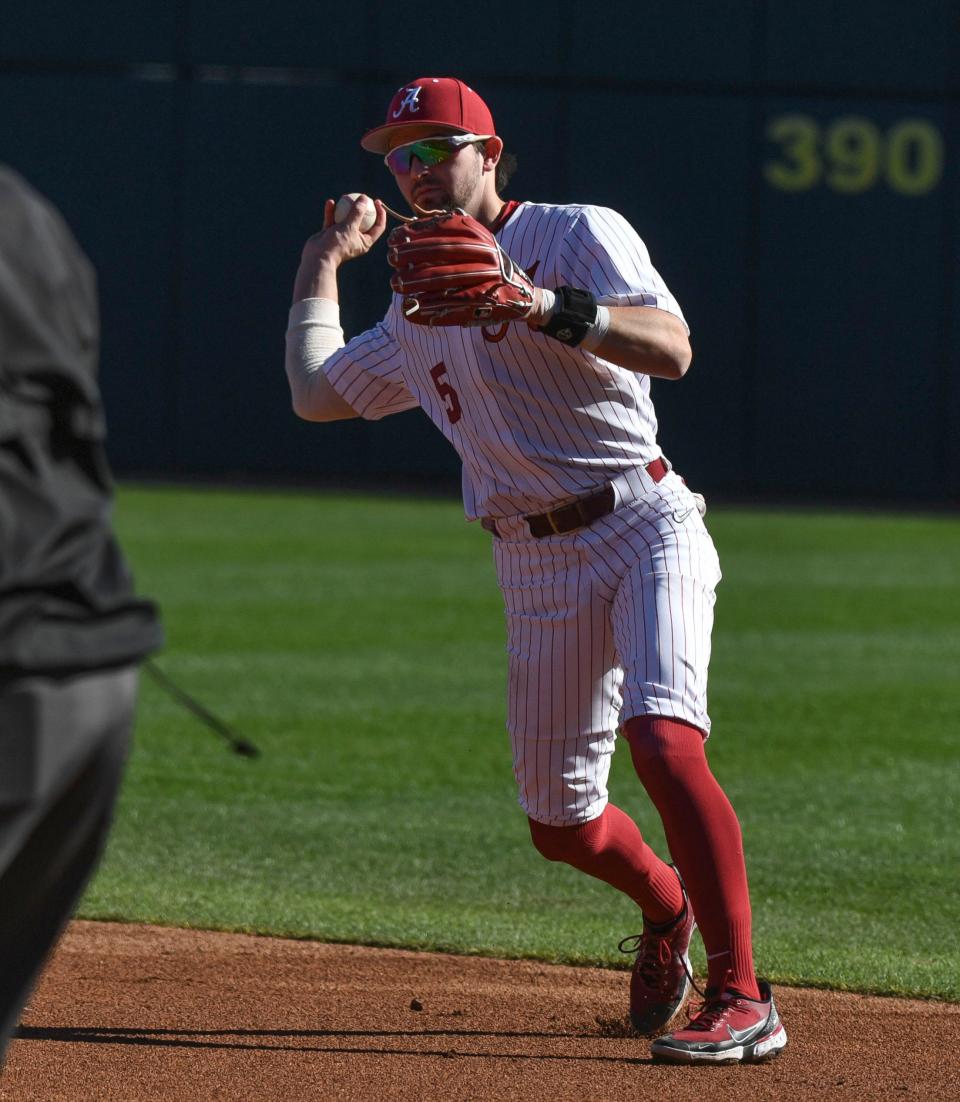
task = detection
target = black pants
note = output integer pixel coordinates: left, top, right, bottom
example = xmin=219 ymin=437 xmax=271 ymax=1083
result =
xmin=0 ymin=666 xmax=137 ymax=1060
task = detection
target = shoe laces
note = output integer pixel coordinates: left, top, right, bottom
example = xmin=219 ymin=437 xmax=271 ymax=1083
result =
xmin=685 ymin=969 xmax=738 ymax=1032
xmin=618 ymin=926 xmax=679 ymax=991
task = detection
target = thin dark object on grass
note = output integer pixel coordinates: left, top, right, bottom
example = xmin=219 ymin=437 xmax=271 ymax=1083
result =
xmin=143 ymin=659 xmax=261 ymax=759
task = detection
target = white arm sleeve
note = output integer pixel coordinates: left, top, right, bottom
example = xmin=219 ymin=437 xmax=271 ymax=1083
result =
xmin=285 ymin=297 xmax=346 ymax=418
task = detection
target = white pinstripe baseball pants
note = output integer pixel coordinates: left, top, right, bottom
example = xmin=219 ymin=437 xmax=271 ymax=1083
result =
xmin=490 ymin=465 xmax=722 ymax=828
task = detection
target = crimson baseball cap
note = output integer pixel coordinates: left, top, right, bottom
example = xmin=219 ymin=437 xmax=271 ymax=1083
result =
xmin=360 ymin=77 xmax=496 ymax=154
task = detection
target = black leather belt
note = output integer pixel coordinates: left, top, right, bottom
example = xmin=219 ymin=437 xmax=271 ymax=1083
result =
xmin=482 ymin=458 xmax=669 ymax=539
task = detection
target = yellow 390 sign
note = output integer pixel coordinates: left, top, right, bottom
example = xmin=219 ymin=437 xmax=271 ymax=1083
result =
xmin=764 ymin=115 xmax=944 ymax=196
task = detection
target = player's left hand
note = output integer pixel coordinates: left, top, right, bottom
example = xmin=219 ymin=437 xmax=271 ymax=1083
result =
xmin=386 ymin=209 xmax=537 ymax=327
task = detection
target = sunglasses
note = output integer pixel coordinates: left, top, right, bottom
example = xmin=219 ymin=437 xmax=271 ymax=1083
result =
xmin=384 ymin=134 xmax=491 ymax=175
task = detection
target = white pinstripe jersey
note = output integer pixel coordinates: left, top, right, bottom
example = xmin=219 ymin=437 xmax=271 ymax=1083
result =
xmin=323 ymin=201 xmax=687 ymax=520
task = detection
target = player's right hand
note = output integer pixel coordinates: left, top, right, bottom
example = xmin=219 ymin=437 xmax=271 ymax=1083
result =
xmin=301 ymin=196 xmax=387 ymax=268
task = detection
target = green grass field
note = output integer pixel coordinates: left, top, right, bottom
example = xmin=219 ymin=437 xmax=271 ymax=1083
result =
xmin=82 ymin=486 xmax=960 ymax=1001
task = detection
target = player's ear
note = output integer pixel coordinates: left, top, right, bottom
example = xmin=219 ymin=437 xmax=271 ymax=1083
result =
xmin=481 ymin=136 xmax=504 ymax=174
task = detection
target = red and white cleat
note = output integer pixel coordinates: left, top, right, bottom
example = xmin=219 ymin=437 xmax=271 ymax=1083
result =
xmin=620 ymin=875 xmax=696 ymax=1035
xmin=650 ymin=979 xmax=788 ymax=1065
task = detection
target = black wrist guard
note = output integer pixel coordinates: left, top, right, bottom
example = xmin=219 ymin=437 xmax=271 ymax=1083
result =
xmin=541 ymin=286 xmax=598 ymax=347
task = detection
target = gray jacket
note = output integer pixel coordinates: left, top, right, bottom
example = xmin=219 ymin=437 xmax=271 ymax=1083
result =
xmin=0 ymin=167 xmax=162 ymax=680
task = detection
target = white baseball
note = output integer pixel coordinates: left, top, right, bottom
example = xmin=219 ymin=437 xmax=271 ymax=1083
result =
xmin=334 ymin=192 xmax=376 ymax=231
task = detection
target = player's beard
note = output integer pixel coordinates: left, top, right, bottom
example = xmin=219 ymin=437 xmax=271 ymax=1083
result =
xmin=411 ymin=186 xmax=450 ymax=213
xmin=412 ymin=154 xmax=483 ymax=213
xmin=415 ymin=181 xmax=478 ymax=214
xmin=410 ymin=181 xmax=460 ymax=211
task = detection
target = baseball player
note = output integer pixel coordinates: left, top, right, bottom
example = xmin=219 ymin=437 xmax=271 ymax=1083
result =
xmin=285 ymin=77 xmax=786 ymax=1065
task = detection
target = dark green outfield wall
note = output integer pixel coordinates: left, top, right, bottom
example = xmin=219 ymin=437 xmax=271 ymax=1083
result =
xmin=2 ymin=2 xmax=958 ymax=501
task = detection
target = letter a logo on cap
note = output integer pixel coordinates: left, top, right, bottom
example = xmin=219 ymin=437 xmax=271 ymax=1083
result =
xmin=393 ymin=86 xmax=422 ymax=118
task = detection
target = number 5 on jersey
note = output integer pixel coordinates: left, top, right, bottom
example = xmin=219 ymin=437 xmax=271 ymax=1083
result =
xmin=430 ymin=361 xmax=462 ymax=424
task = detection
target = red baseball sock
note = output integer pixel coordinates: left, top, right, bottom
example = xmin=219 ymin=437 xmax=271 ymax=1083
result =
xmin=528 ymin=804 xmax=684 ymax=925
xmin=624 ymin=716 xmax=761 ymax=1001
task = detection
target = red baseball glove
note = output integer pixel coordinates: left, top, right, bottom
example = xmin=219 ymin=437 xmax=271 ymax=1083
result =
xmin=387 ymin=209 xmax=537 ymax=327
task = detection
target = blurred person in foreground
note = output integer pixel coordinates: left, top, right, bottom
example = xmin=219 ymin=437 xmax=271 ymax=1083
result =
xmin=0 ymin=166 xmax=162 ymax=1061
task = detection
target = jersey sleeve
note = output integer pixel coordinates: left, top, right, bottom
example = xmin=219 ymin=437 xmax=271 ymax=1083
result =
xmin=560 ymin=206 xmax=688 ymax=328
xmin=322 ymin=303 xmax=419 ymax=421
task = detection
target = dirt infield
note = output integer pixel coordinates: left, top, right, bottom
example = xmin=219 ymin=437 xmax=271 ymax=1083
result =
xmin=1 ymin=922 xmax=955 ymax=1101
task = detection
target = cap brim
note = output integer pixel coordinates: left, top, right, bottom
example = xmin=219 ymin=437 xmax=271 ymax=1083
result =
xmin=360 ymin=120 xmax=471 ymax=154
